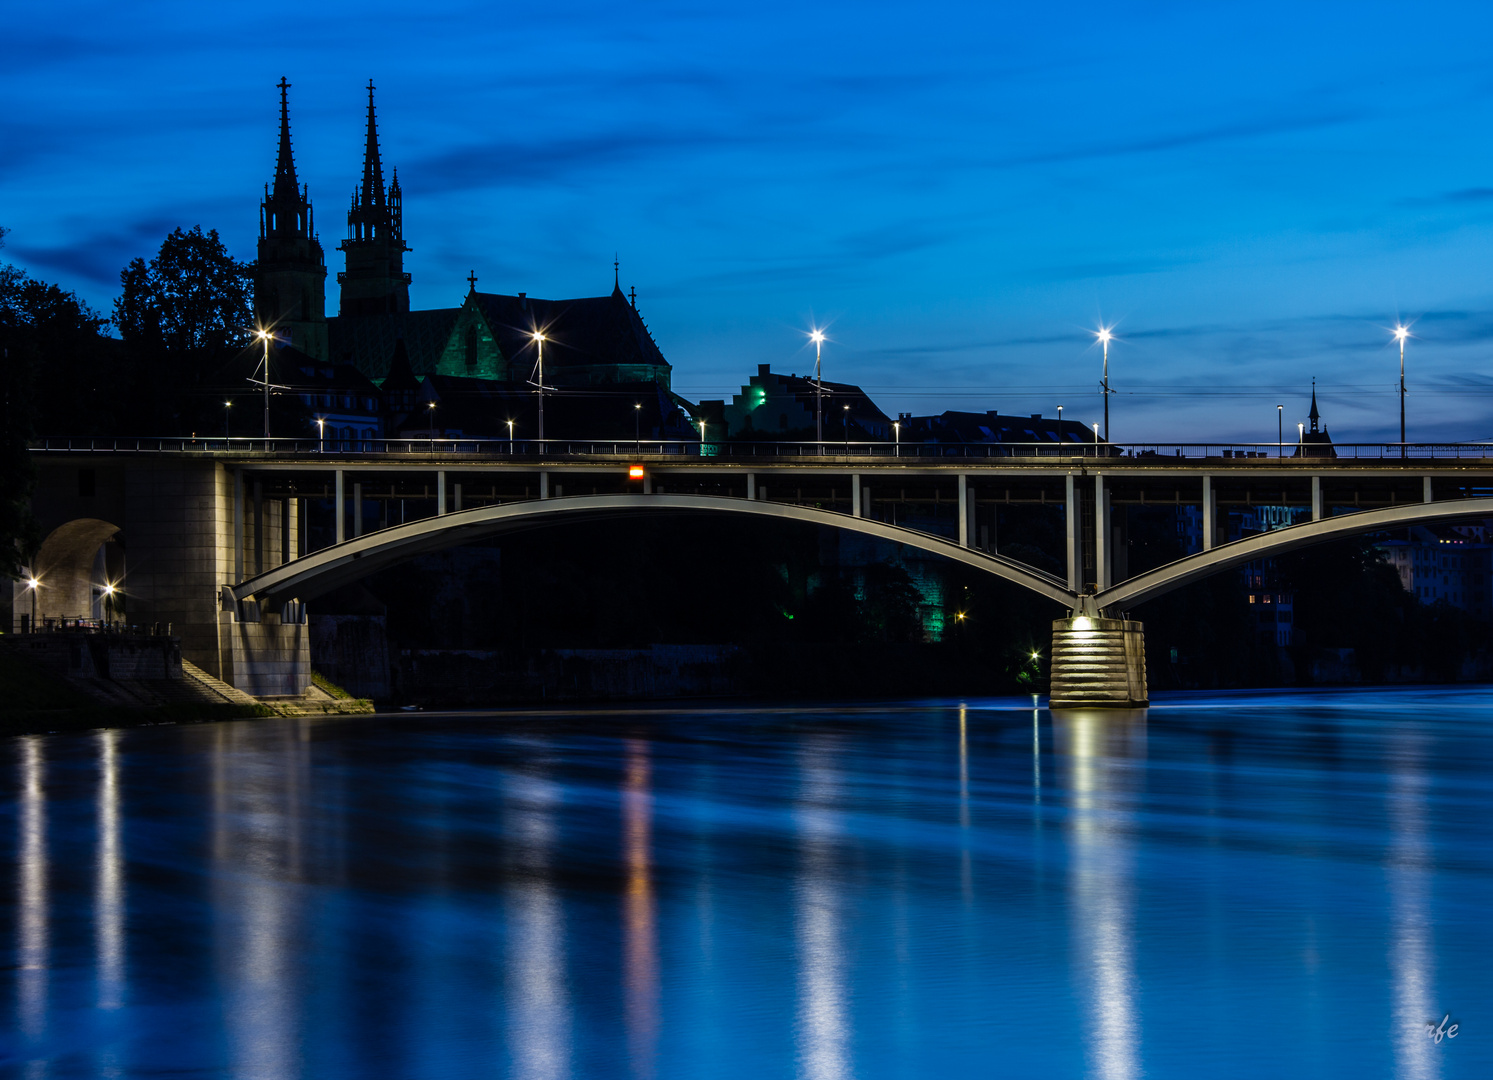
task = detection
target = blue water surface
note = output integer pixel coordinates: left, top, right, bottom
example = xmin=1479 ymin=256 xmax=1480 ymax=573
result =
xmin=1 ymin=687 xmax=1490 ymax=1078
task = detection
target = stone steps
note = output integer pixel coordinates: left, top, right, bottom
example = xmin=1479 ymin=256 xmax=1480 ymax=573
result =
xmin=1049 ymin=617 xmax=1149 ymax=709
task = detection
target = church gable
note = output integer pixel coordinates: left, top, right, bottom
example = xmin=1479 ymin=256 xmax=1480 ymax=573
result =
xmin=435 ymin=295 xmax=507 ymax=379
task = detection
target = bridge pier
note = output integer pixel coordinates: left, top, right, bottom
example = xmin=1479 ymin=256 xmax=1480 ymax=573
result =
xmin=1048 ymin=616 xmax=1149 ymax=710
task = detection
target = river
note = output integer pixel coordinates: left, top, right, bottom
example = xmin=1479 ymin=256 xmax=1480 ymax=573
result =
xmin=2 ymin=688 xmax=1490 ymax=1077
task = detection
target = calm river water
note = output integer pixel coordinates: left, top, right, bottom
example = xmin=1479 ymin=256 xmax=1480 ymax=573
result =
xmin=2 ymin=688 xmax=1491 ymax=1078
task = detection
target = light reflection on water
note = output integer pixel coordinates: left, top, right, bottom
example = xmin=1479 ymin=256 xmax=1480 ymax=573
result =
xmin=1 ymin=688 xmax=1491 ymax=1078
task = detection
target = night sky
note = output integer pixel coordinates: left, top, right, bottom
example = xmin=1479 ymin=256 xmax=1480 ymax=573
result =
xmin=6 ymin=1 xmax=1493 ymax=442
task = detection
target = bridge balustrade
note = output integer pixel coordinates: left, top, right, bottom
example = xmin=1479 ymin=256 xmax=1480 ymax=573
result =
xmin=28 ymin=436 xmax=1493 ymax=460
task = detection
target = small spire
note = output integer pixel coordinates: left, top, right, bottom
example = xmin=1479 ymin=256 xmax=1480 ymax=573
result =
xmin=272 ymin=77 xmax=298 ymax=203
xmin=1309 ymin=378 xmax=1320 ymax=432
xmin=629 ymin=285 xmax=636 ymax=308
xmin=361 ymin=79 xmax=384 ymax=207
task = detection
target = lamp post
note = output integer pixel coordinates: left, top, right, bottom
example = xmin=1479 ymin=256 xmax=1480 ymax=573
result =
xmin=1297 ymin=421 xmax=1304 ymax=456
xmin=1395 ymin=324 xmax=1410 ymax=457
xmin=507 ymin=418 xmax=515 ymax=453
xmin=1057 ymin=405 xmax=1063 ymax=453
xmin=315 ymin=416 xmax=325 ymax=452
xmin=223 ymin=399 xmax=232 ymax=441
xmin=893 ymin=420 xmax=900 ymax=457
xmin=531 ymin=331 xmax=546 ymax=445
xmin=1092 ymin=421 xmax=1100 ymax=458
xmin=810 ymin=329 xmax=825 ymax=455
xmin=634 ymin=402 xmax=642 ymax=448
xmin=253 ymin=327 xmax=274 ymax=438
xmin=1277 ymin=404 xmax=1283 ymax=458
xmin=427 ymin=400 xmax=438 ymax=436
xmin=25 ymin=575 xmax=39 ymax=632
xmin=1094 ymin=327 xmax=1114 ymax=443
xmin=101 ymin=582 xmax=116 ymax=628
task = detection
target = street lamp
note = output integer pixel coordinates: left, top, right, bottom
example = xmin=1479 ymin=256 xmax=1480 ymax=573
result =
xmin=507 ymin=418 xmax=515 ymax=453
xmin=427 ymin=400 xmax=437 ymax=436
xmin=531 ymin=331 xmax=546 ymax=445
xmin=634 ymin=402 xmax=642 ymax=448
xmin=810 ymin=328 xmax=826 ymax=455
xmin=24 ymin=575 xmax=39 ymax=632
xmin=1394 ymin=324 xmax=1411 ymax=457
xmin=1057 ymin=404 xmax=1063 ymax=452
xmin=223 ymin=399 xmax=232 ymax=441
xmin=315 ymin=416 xmax=325 ymax=452
xmin=101 ymin=582 xmax=116 ymax=627
xmin=893 ymin=420 xmax=900 ymax=457
xmin=1297 ymin=421 xmax=1305 ymax=456
xmin=252 ymin=327 xmax=274 ymax=438
xmin=842 ymin=403 xmax=851 ymax=455
xmin=1277 ymin=404 xmax=1283 ymax=459
xmin=1094 ymin=326 xmax=1115 ymax=443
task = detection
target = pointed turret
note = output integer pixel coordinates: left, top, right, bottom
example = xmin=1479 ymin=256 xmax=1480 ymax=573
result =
xmin=339 ymin=80 xmax=410 ymax=316
xmin=1308 ymin=378 xmax=1321 ymax=433
xmin=360 ymin=81 xmax=385 ymax=209
xmin=256 ymin=77 xmax=329 ymax=360
xmin=272 ymin=77 xmax=300 ymax=204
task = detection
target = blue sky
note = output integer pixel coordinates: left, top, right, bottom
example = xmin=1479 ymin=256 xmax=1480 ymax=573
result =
xmin=5 ymin=0 xmax=1493 ymax=441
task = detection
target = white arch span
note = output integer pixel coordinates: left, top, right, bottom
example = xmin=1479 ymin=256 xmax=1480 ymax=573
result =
xmin=231 ymin=493 xmax=1076 ymax=608
xmin=232 ymin=492 xmax=1493 ymax=615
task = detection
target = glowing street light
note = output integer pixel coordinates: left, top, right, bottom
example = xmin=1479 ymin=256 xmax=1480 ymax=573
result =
xmin=1092 ymin=421 xmax=1100 ymax=458
xmin=1297 ymin=421 xmax=1305 ymax=455
xmin=893 ymin=419 xmax=900 ymax=457
xmin=842 ymin=403 xmax=851 ymax=455
xmin=1057 ymin=404 xmax=1063 ymax=452
xmin=1394 ymin=324 xmax=1411 ymax=457
xmin=531 ymin=331 xmax=547 ymax=444
xmin=427 ymin=400 xmax=438 ymax=436
xmin=315 ymin=416 xmax=325 ymax=452
xmin=634 ymin=402 xmax=642 ymax=448
xmin=1277 ymin=404 xmax=1283 ymax=459
xmin=1093 ymin=326 xmax=1116 ymax=443
xmin=223 ymin=399 xmax=232 ymax=441
xmin=810 ymin=328 xmax=826 ymax=455
xmin=506 ymin=418 xmax=515 ymax=453
xmin=24 ymin=575 xmax=39 ymax=632
xmin=251 ymin=326 xmax=275 ymax=437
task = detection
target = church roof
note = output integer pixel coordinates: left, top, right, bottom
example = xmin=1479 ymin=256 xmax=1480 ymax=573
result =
xmin=468 ymin=286 xmax=668 ymax=375
xmin=327 ymin=307 xmax=462 ymax=379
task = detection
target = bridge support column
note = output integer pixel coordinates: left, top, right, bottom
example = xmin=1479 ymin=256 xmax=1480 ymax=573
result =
xmin=1311 ymin=475 xmax=1323 ymax=521
xmin=1094 ymin=474 xmax=1109 ymax=589
xmin=852 ymin=473 xmax=861 ymax=517
xmin=1424 ymin=476 xmax=1433 ymax=503
xmin=1065 ymin=473 xmax=1079 ymax=591
xmin=747 ymin=473 xmax=756 ymax=500
xmin=1202 ymin=475 xmax=1215 ymax=551
xmin=353 ymin=482 xmax=363 ymax=538
xmin=335 ymin=469 xmax=345 ymax=544
xmin=438 ymin=470 xmax=446 ymax=515
xmin=540 ymin=472 xmax=550 ymax=499
xmin=957 ymin=473 xmax=969 ymax=547
xmin=1049 ymin=615 xmax=1148 ymax=709
xmin=233 ymin=469 xmax=244 ymax=581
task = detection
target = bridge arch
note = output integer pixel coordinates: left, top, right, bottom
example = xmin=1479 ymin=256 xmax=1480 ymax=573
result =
xmin=1096 ymin=498 xmax=1493 ymax=611
xmin=231 ymin=493 xmax=1076 ymax=609
xmin=29 ymin=517 xmax=123 ymax=623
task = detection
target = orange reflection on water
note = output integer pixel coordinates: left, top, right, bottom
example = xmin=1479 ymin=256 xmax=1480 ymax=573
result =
xmin=623 ymin=738 xmax=658 ymax=1079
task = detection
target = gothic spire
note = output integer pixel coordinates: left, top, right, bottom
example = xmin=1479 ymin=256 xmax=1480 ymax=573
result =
xmin=361 ymin=80 xmax=385 ymax=207
xmin=1309 ymin=378 xmax=1320 ymax=432
xmin=272 ymin=77 xmax=299 ymax=203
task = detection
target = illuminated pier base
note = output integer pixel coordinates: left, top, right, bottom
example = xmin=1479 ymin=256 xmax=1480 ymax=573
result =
xmin=1049 ymin=617 xmax=1149 ymax=710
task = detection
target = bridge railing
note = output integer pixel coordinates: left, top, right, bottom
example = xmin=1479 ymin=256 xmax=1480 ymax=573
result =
xmin=27 ymin=436 xmax=1493 ymax=461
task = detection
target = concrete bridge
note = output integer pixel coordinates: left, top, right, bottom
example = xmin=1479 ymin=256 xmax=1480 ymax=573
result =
xmin=18 ymin=437 xmax=1493 ymax=705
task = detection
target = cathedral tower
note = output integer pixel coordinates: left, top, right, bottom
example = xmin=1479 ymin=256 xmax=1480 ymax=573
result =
xmin=256 ymin=78 xmax=329 ymax=361
xmin=338 ymin=81 xmax=410 ymax=316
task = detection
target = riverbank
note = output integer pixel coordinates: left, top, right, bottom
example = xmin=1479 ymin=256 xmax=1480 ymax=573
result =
xmin=0 ymin=649 xmax=372 ymax=737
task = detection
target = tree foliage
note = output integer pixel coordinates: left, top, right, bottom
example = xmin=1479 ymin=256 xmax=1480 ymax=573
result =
xmin=114 ymin=226 xmax=253 ymax=357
